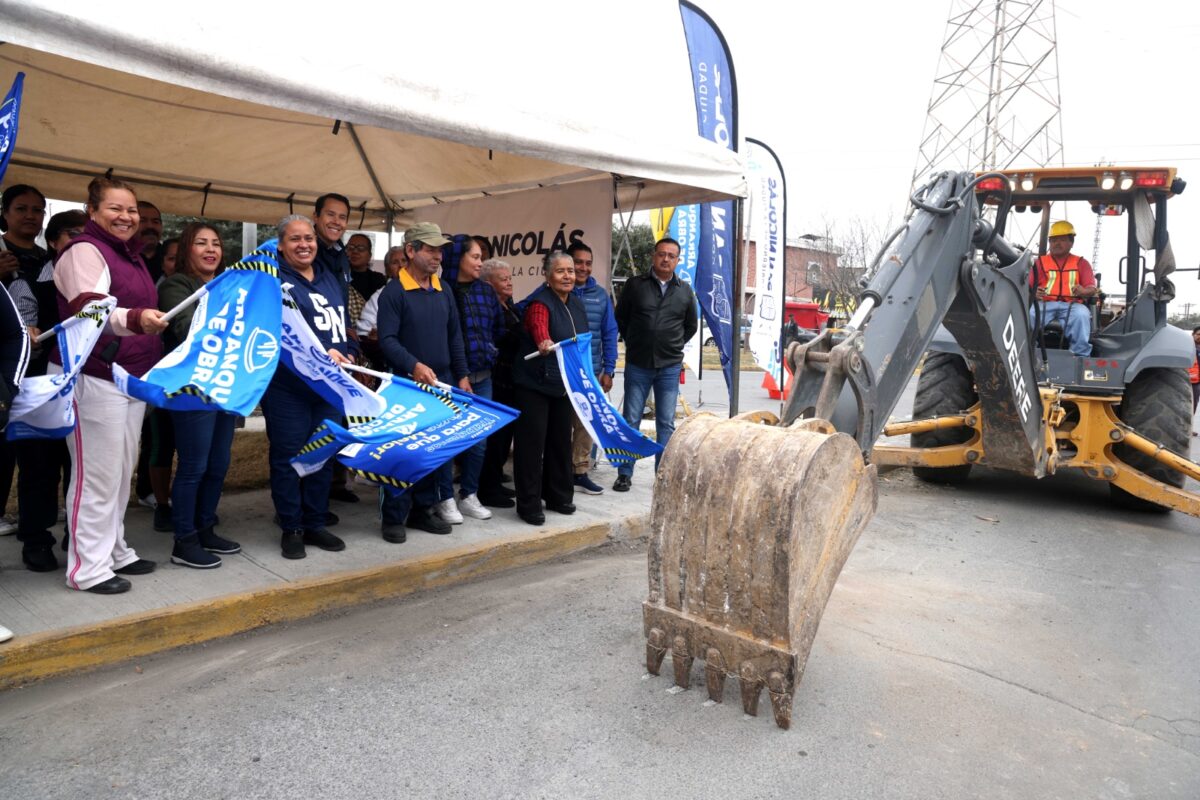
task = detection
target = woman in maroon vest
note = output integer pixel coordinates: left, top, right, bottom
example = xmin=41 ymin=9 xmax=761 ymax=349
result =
xmin=52 ymin=177 xmax=169 ymax=594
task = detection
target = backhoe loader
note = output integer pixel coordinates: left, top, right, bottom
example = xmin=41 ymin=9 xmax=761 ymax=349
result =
xmin=642 ymin=167 xmax=1197 ymax=728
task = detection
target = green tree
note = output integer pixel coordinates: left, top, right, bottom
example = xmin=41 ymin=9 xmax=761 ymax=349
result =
xmin=611 ymin=221 xmax=655 ymax=277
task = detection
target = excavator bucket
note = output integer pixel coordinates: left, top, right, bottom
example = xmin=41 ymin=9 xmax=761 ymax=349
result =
xmin=643 ymin=412 xmax=877 ymax=729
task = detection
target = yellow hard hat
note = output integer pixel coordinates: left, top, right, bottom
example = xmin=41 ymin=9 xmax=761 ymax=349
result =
xmin=1049 ymin=220 xmax=1076 ymax=238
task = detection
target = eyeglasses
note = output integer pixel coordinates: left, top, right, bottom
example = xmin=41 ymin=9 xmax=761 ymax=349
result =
xmin=345 ymin=244 xmax=371 ymax=252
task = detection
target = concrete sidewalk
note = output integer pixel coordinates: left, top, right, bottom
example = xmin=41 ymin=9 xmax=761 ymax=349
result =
xmin=0 ymin=460 xmax=651 ymax=687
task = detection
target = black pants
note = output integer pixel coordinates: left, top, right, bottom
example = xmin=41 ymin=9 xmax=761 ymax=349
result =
xmin=512 ymin=386 xmax=575 ymax=518
xmin=16 ymin=438 xmax=69 ymax=551
xmin=479 ymin=380 xmax=515 ymax=497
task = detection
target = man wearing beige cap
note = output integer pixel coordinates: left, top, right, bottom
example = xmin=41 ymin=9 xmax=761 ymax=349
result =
xmin=375 ymin=223 xmax=472 ymax=542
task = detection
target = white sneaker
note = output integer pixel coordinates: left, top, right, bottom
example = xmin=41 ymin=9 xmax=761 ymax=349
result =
xmin=137 ymin=494 xmax=157 ymax=510
xmin=0 ymin=623 xmax=12 ymax=643
xmin=435 ymin=498 xmax=464 ymax=524
xmin=457 ymin=494 xmax=492 ymax=520
xmin=0 ymin=514 xmax=16 ymax=536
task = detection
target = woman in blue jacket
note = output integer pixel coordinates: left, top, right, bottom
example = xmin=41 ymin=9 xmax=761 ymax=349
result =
xmin=260 ymin=215 xmax=354 ymax=559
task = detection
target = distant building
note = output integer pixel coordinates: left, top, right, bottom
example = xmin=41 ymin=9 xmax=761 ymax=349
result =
xmin=744 ymin=233 xmax=851 ymax=314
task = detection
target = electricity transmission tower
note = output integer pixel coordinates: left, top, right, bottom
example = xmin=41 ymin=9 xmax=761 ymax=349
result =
xmin=912 ymin=0 xmax=1065 ymax=184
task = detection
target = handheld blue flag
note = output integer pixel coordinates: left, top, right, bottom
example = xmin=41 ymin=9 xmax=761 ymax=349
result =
xmin=113 ymin=247 xmax=283 ymax=416
xmin=8 ymin=297 xmax=115 ymax=440
xmin=556 ymin=332 xmax=662 ymax=464
xmin=290 ymin=373 xmax=467 ymax=477
xmin=0 ymin=72 xmax=24 ymax=185
xmin=278 ymin=271 xmax=385 ymax=421
xmin=340 ymin=388 xmax=518 ymax=494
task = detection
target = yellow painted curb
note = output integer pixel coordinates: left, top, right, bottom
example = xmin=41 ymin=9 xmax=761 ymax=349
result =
xmin=0 ymin=520 xmax=635 ymax=690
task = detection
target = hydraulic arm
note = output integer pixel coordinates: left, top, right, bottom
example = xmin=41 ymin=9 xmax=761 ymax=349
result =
xmin=780 ymin=171 xmax=1048 ymax=476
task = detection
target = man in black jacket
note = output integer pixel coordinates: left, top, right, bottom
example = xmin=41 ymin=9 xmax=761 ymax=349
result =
xmin=612 ymin=237 xmax=697 ymax=491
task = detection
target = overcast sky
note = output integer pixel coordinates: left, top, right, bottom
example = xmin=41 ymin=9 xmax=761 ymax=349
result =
xmin=701 ymin=0 xmax=1200 ymax=311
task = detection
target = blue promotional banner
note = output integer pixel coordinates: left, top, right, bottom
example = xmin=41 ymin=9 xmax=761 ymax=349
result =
xmin=8 ymin=297 xmax=115 ymax=440
xmin=667 ymin=204 xmax=703 ymax=374
xmin=291 ymin=374 xmax=466 ymax=477
xmin=340 ymin=388 xmax=519 ymax=494
xmin=114 ymin=267 xmax=282 ymax=416
xmin=556 ymin=333 xmax=662 ymax=465
xmin=0 ymin=72 xmax=24 ymax=185
xmin=679 ymin=2 xmax=738 ymax=391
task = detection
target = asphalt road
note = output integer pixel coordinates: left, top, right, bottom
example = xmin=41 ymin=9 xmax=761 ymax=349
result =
xmin=1 ymin=459 xmax=1195 ymax=799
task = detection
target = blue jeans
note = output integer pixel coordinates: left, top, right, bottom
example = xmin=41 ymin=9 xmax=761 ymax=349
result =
xmin=618 ymin=362 xmax=681 ymax=477
xmin=261 ymin=383 xmax=339 ymax=531
xmin=439 ymin=377 xmax=491 ymax=499
xmin=170 ymin=410 xmax=236 ymax=539
xmin=1032 ymin=301 xmax=1092 ymax=356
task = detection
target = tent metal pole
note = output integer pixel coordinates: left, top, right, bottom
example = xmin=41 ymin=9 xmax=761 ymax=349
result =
xmin=345 ymin=122 xmax=391 ymax=224
xmin=730 ymin=198 xmax=745 ymax=417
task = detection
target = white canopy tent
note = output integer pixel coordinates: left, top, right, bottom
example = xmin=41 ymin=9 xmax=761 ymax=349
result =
xmin=0 ymin=1 xmax=746 ymax=229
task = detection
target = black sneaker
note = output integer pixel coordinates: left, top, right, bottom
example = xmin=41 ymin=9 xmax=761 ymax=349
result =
xmin=329 ymin=487 xmax=360 ymax=503
xmin=153 ymin=504 xmax=174 ymax=532
xmin=85 ymin=576 xmax=131 ymax=594
xmin=325 ymin=511 xmax=340 ymax=526
xmin=407 ymin=507 xmax=453 ymax=535
xmin=477 ymin=492 xmax=516 ymax=509
xmin=303 ymin=528 xmax=346 ymax=552
xmin=171 ymin=535 xmax=221 ymax=569
xmin=281 ymin=530 xmax=306 ymax=560
xmin=114 ymin=558 xmax=157 ymax=575
xmin=381 ymin=524 xmax=407 ymax=544
xmin=613 ymin=475 xmax=632 ymax=492
xmin=22 ymin=546 xmax=59 ymax=573
xmin=197 ymin=527 xmax=241 ymax=554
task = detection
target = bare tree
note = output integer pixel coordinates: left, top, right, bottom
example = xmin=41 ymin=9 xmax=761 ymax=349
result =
xmin=809 ymin=215 xmax=896 ymax=317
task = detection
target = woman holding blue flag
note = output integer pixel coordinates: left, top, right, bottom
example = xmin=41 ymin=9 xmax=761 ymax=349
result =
xmin=511 ymin=252 xmax=587 ymax=525
xmin=260 ymin=215 xmax=353 ymax=560
xmin=157 ymin=222 xmax=242 ymax=569
xmin=53 ymin=177 xmax=168 ymax=594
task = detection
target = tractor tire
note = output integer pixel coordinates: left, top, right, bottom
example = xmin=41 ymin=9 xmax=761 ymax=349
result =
xmin=911 ymin=352 xmax=978 ymax=484
xmin=1110 ymin=367 xmax=1191 ymax=512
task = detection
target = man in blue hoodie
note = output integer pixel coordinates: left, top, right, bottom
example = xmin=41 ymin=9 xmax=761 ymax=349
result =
xmin=567 ymin=242 xmax=618 ymax=495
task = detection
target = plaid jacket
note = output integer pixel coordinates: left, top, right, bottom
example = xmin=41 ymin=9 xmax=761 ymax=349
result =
xmin=452 ymin=278 xmax=506 ymax=374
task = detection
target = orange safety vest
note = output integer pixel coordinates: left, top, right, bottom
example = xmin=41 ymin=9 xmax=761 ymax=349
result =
xmin=1189 ymin=357 xmax=1199 ymax=384
xmin=1034 ymin=254 xmax=1086 ymax=303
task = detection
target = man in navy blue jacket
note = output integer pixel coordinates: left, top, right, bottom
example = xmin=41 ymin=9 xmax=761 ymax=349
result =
xmin=375 ymin=223 xmax=471 ymax=543
xmin=567 ymin=242 xmax=617 ymax=495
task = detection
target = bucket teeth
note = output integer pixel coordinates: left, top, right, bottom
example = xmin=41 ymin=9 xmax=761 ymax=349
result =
xmin=671 ymin=635 xmax=693 ymax=689
xmin=767 ymin=670 xmax=793 ymax=730
xmin=704 ymin=647 xmax=726 ymax=703
xmin=739 ymin=662 xmax=762 ymax=717
xmin=645 ymin=628 xmax=667 ymax=676
xmin=642 ymin=413 xmax=877 ymax=729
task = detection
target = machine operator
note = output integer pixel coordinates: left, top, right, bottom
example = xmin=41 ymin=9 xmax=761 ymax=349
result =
xmin=1029 ymin=220 xmax=1098 ymax=357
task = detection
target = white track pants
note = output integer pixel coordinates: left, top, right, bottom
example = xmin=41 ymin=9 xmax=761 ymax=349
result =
xmin=63 ymin=373 xmax=145 ymax=590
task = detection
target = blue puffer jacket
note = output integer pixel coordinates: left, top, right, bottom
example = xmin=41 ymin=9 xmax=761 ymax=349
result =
xmin=571 ymin=277 xmax=618 ymax=375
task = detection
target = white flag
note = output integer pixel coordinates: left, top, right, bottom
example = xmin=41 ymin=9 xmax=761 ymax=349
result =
xmin=8 ymin=296 xmax=116 ymax=440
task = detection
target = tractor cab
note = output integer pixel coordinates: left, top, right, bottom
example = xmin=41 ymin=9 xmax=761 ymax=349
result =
xmin=974 ymin=166 xmax=1189 ymax=393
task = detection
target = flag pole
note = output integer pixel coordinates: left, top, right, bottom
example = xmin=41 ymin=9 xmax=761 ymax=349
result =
xmin=341 ymin=362 xmax=454 ymax=392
